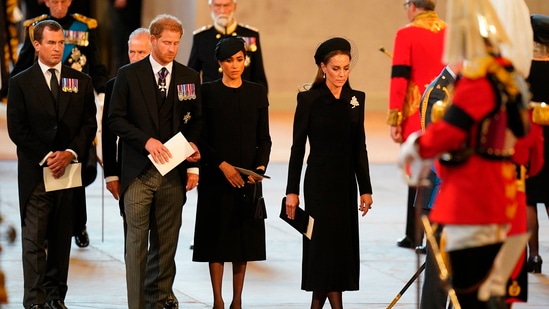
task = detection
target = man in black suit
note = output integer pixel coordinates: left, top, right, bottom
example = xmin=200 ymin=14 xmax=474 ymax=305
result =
xmin=7 ymin=20 xmax=97 ymax=309
xmin=188 ymin=0 xmax=268 ymax=91
xmin=108 ymin=14 xmax=201 ymax=309
xmin=102 ymin=27 xmax=150 ymax=244
xmin=13 ymin=0 xmax=110 ymax=248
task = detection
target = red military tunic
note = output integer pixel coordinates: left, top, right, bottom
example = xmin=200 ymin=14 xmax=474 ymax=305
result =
xmin=417 ymin=58 xmax=521 ymax=225
xmin=389 ymin=11 xmax=446 ymax=141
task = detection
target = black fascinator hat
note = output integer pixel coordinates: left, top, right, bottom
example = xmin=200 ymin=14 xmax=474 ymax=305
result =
xmin=531 ymin=14 xmax=549 ymax=46
xmin=314 ymin=37 xmax=351 ymax=65
xmin=215 ymin=36 xmax=247 ymax=61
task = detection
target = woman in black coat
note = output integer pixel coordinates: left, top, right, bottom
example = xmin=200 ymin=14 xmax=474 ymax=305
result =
xmin=192 ymin=36 xmax=272 ymax=309
xmin=284 ymin=37 xmax=373 ymax=309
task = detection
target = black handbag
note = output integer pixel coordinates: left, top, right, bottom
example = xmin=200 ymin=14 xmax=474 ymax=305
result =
xmin=242 ymin=182 xmax=267 ymax=220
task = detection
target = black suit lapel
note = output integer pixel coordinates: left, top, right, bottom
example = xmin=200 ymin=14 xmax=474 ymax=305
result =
xmin=137 ymin=59 xmax=160 ymax=131
xmin=31 ymin=64 xmax=58 ymax=120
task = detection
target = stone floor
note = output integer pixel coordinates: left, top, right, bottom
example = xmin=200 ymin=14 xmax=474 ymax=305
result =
xmin=0 ymin=105 xmax=548 ymax=308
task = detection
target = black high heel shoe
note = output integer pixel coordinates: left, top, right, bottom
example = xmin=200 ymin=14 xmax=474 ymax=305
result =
xmin=527 ymin=255 xmax=543 ymax=273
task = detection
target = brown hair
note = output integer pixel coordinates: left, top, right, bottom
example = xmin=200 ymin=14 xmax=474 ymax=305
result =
xmin=32 ymin=20 xmax=63 ymax=43
xmin=149 ymin=14 xmax=184 ymax=38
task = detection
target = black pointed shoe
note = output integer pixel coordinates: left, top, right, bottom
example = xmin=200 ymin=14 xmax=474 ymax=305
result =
xmin=74 ymin=228 xmax=89 ymax=248
xmin=396 ymin=236 xmax=415 ymax=249
xmin=527 ymin=255 xmax=542 ymax=273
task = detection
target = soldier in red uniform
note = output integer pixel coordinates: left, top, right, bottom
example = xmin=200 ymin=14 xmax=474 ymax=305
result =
xmin=399 ymin=0 xmax=531 ymax=307
xmin=387 ymin=0 xmax=446 ymax=250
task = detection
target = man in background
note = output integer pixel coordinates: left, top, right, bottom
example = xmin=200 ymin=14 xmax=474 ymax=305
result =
xmin=102 ymin=28 xmax=151 ymax=244
xmin=387 ymin=0 xmax=446 ymax=251
xmin=188 ymin=0 xmax=268 ymax=91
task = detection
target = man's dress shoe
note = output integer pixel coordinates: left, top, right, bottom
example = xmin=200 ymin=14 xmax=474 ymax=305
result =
xmin=74 ymin=228 xmax=89 ymax=248
xmin=45 ymin=299 xmax=68 ymax=309
xmin=164 ymin=298 xmax=178 ymax=309
xmin=396 ymin=236 xmax=415 ymax=249
xmin=29 ymin=304 xmax=44 ymax=309
xmin=527 ymin=255 xmax=543 ymax=273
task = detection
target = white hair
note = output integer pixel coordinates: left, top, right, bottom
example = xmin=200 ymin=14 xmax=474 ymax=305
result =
xmin=208 ymin=0 xmax=236 ymax=4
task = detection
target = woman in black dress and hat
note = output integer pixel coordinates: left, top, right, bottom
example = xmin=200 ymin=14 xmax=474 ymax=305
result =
xmin=525 ymin=14 xmax=549 ymax=274
xmin=192 ymin=36 xmax=272 ymax=309
xmin=285 ymin=37 xmax=373 ymax=309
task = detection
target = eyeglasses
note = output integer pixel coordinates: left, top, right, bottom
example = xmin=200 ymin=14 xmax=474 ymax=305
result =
xmin=403 ymin=1 xmax=412 ymax=9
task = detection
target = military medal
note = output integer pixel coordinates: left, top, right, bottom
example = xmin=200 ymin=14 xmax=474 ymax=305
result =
xmin=62 ymin=78 xmax=69 ymax=92
xmin=178 ymin=84 xmax=196 ymax=100
xmin=188 ymin=83 xmax=196 ymax=99
xmin=243 ymin=37 xmax=257 ymax=52
xmin=61 ymin=78 xmax=79 ymax=93
xmin=177 ymin=84 xmax=184 ymax=101
xmin=64 ymin=30 xmax=89 ymax=46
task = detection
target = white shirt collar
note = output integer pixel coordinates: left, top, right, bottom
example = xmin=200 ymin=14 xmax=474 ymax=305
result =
xmin=149 ymin=56 xmax=173 ymax=78
xmin=38 ymin=60 xmax=62 ymax=77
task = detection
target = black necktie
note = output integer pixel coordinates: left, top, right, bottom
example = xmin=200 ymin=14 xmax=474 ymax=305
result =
xmin=158 ymin=67 xmax=168 ymax=99
xmin=49 ymin=68 xmax=59 ymax=102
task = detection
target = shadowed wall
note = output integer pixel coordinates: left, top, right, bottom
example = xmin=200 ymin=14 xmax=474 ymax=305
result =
xmin=140 ymin=0 xmax=549 ymax=111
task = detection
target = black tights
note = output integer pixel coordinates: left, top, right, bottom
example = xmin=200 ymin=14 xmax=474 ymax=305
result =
xmin=311 ymin=290 xmax=343 ymax=309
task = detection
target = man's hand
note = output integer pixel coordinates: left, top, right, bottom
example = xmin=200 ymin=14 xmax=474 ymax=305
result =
xmin=186 ymin=142 xmax=201 ymax=163
xmin=145 ymin=138 xmax=172 ymax=164
xmin=46 ymin=151 xmax=74 ymax=179
xmin=106 ymin=180 xmax=121 ymax=200
xmin=186 ymin=173 xmax=199 ymax=191
xmin=390 ymin=125 xmax=403 ymax=144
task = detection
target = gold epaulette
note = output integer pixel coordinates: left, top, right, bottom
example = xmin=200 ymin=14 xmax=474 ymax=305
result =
xmin=72 ymin=13 xmax=97 ymax=29
xmin=531 ymin=102 xmax=549 ymax=125
xmin=193 ymin=24 xmax=213 ymax=35
xmin=23 ymin=14 xmax=48 ymax=27
xmin=239 ymin=23 xmax=259 ymax=32
xmin=463 ymin=56 xmax=519 ymax=97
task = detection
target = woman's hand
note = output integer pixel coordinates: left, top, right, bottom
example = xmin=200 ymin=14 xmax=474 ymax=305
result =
xmin=247 ymin=167 xmax=266 ymax=184
xmin=358 ymin=193 xmax=373 ymax=217
xmin=219 ymin=161 xmax=245 ymax=188
xmin=285 ymin=193 xmax=299 ymax=220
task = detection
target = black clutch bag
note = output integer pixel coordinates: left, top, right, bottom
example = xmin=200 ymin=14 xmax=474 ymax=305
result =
xmin=279 ymin=197 xmax=314 ymax=239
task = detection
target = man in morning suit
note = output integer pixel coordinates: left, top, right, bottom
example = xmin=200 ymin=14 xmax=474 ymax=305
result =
xmin=188 ymin=0 xmax=268 ymax=91
xmin=7 ymin=20 xmax=97 ymax=309
xmin=11 ymin=0 xmax=110 ymax=248
xmin=108 ymin=14 xmax=202 ymax=309
xmin=102 ymin=27 xmax=151 ymax=245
